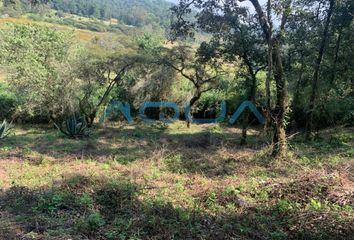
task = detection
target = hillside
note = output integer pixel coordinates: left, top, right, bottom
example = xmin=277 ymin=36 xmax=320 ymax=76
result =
xmin=51 ymin=0 xmax=173 ymax=27
xmin=0 ymin=0 xmax=173 ymax=28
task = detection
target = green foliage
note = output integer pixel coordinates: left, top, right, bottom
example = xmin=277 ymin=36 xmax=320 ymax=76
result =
xmin=0 ymin=119 xmax=13 ymax=139
xmin=163 ymin=153 xmax=186 ymax=174
xmin=76 ymin=212 xmax=106 ymax=234
xmin=38 ymin=192 xmax=64 ymax=213
xmin=170 ymin=0 xmax=354 ymax=149
xmin=223 ymin=186 xmax=243 ymax=196
xmin=2 ymin=0 xmax=23 ymax=17
xmin=0 ymin=82 xmax=17 ymax=119
xmin=49 ymin=0 xmax=172 ymax=28
xmin=0 ymin=23 xmax=82 ymax=121
xmin=136 ymin=33 xmax=163 ymax=51
xmin=275 ymin=200 xmax=295 ymax=214
xmin=55 ymin=115 xmax=90 ymax=139
xmin=77 ymin=193 xmax=94 ymax=210
xmin=308 ymin=199 xmax=323 ymax=211
xmin=270 ymin=230 xmax=288 ymax=240
xmin=29 ymin=15 xmax=110 ymax=32
xmin=36 ymin=190 xmax=76 ymax=214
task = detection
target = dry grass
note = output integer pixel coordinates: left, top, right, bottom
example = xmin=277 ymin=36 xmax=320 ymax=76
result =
xmin=0 ymin=71 xmax=6 ymax=83
xmin=0 ymin=17 xmax=33 ymax=24
xmin=0 ymin=17 xmax=112 ymax=43
xmin=0 ymin=123 xmax=353 ymax=239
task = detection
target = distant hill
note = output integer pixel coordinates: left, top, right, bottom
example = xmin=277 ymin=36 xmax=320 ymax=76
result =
xmin=49 ymin=0 xmax=174 ymax=27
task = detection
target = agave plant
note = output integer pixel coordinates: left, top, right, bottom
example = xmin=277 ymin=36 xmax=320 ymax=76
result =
xmin=55 ymin=115 xmax=90 ymax=139
xmin=0 ymin=120 xmax=13 ymax=139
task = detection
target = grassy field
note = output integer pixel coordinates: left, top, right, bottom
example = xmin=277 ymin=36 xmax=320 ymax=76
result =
xmin=0 ymin=122 xmax=353 ymax=239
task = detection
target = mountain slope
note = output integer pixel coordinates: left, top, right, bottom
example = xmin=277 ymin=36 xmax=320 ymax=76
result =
xmin=50 ymin=0 xmax=173 ymax=27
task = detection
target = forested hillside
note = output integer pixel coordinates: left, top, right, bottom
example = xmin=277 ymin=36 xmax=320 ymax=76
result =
xmin=1 ymin=0 xmax=173 ymax=27
xmin=50 ymin=0 xmax=172 ymax=27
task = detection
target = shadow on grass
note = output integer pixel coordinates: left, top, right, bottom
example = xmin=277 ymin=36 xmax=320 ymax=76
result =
xmin=1 ymin=124 xmax=351 ymax=178
xmin=0 ymin=175 xmax=352 ymax=240
xmin=0 ymin=124 xmax=270 ymax=176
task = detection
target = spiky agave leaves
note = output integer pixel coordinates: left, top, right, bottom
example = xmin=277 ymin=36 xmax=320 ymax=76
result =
xmin=0 ymin=120 xmax=13 ymax=139
xmin=55 ymin=115 xmax=90 ymax=139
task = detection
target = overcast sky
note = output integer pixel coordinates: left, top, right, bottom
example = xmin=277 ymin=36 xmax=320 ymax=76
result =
xmin=239 ymin=0 xmax=267 ymax=9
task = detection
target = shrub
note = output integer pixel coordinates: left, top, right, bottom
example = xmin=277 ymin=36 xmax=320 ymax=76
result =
xmin=275 ymin=200 xmax=294 ymax=214
xmin=0 ymin=83 xmax=17 ymax=120
xmin=0 ymin=120 xmax=13 ymax=139
xmin=76 ymin=212 xmax=106 ymax=235
xmin=55 ymin=115 xmax=90 ymax=139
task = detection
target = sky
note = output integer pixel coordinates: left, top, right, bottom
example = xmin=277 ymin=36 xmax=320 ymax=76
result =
xmin=164 ymin=0 xmax=278 ymax=27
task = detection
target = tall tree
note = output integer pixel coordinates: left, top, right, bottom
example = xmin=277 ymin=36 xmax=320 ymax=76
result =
xmin=170 ymin=0 xmax=292 ymax=157
xmin=306 ymin=0 xmax=336 ymax=139
xmin=193 ymin=6 xmax=267 ymax=144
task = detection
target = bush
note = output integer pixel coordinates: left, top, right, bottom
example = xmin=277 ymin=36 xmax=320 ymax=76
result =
xmin=55 ymin=115 xmax=90 ymax=139
xmin=76 ymin=212 xmax=106 ymax=235
xmin=0 ymin=83 xmax=17 ymax=120
xmin=0 ymin=120 xmax=13 ymax=139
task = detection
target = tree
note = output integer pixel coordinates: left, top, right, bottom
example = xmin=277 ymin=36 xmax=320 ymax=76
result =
xmin=77 ymin=53 xmax=139 ymax=126
xmin=189 ymin=3 xmax=267 ymax=144
xmin=159 ymin=46 xmax=222 ymax=128
xmin=0 ymin=24 xmax=81 ymax=122
xmin=306 ymin=0 xmax=336 ymax=139
xmin=2 ymin=0 xmax=23 ymax=16
xmin=76 ymin=33 xmax=174 ymax=126
xmin=170 ymin=0 xmax=292 ymax=157
xmin=246 ymin=0 xmax=292 ymax=157
xmin=49 ymin=0 xmax=173 ymax=28
xmin=286 ymin=0 xmax=353 ymax=130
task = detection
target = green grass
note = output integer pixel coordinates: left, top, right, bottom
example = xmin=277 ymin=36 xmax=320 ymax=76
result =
xmin=0 ymin=123 xmax=353 ymax=239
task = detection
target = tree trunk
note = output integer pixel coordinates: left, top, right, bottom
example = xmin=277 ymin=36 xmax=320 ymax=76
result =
xmin=264 ymin=0 xmax=273 ymax=131
xmin=272 ymin=41 xmax=288 ymax=158
xmin=249 ymin=0 xmax=289 ymax=158
xmin=265 ymin=41 xmax=273 ymax=131
xmin=330 ymin=28 xmax=342 ymax=85
xmin=241 ymin=60 xmax=257 ymax=145
xmin=351 ymin=78 xmax=354 ymax=101
xmin=187 ymin=91 xmax=201 ymax=128
xmin=306 ymin=0 xmax=335 ymax=140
